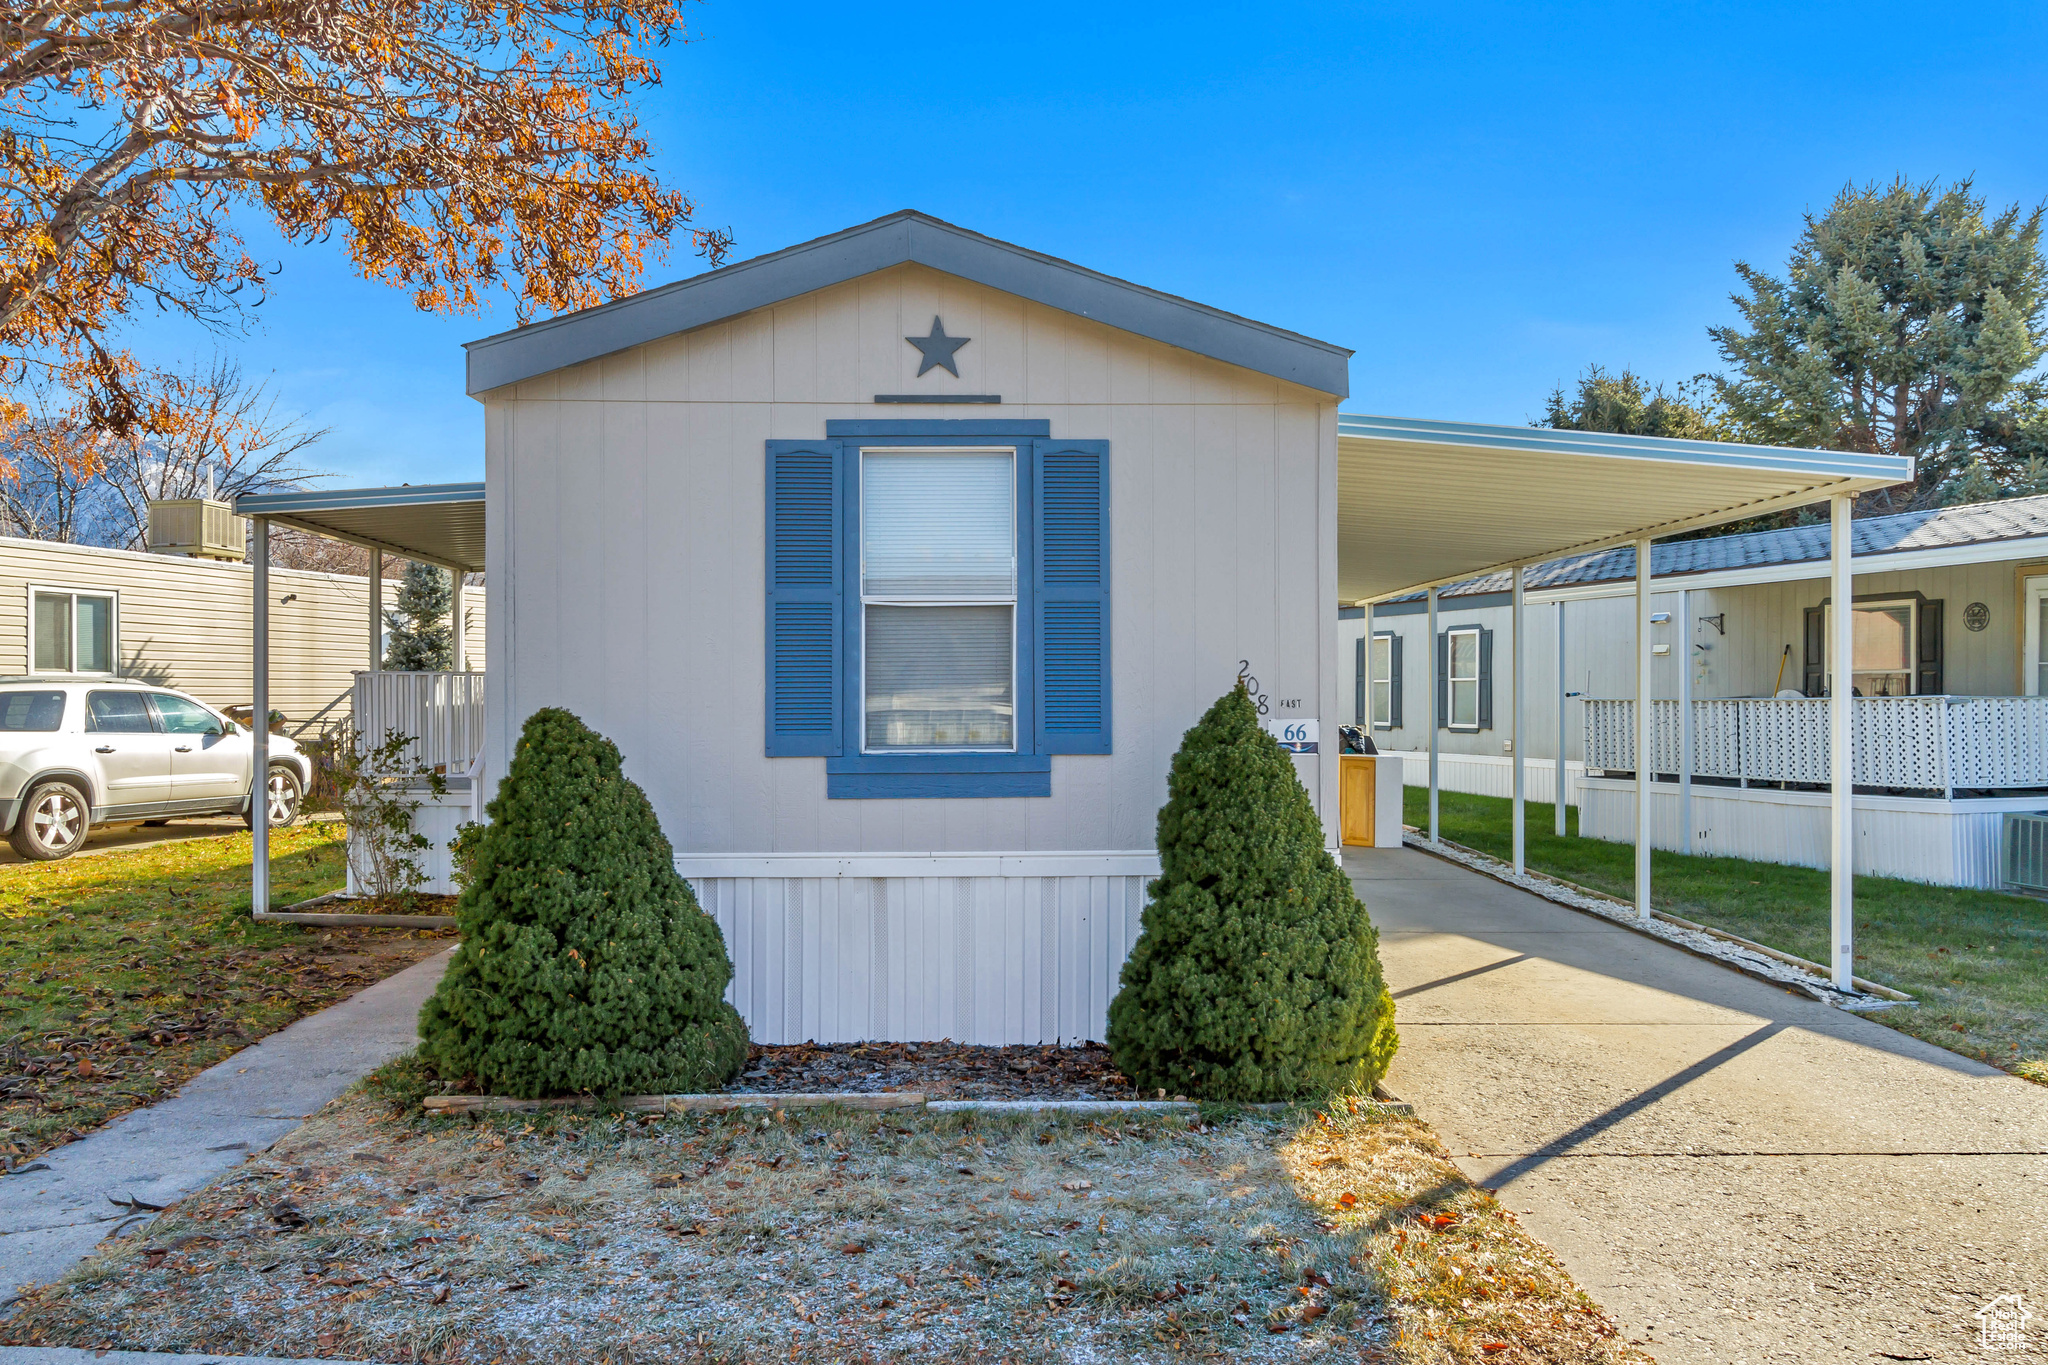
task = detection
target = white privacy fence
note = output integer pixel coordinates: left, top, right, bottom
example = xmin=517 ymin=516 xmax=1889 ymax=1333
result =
xmin=1583 ymin=696 xmax=2048 ymax=792
xmin=351 ymin=670 xmax=486 ymax=774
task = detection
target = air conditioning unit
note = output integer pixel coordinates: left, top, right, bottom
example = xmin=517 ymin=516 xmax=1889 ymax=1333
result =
xmin=147 ymin=498 xmax=247 ymax=562
xmin=2002 ymin=812 xmax=2048 ymax=894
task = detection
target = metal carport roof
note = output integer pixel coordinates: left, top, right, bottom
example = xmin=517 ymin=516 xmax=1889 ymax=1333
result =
xmin=232 ymin=482 xmax=485 ymax=574
xmin=1339 ymin=414 xmax=1915 ymax=603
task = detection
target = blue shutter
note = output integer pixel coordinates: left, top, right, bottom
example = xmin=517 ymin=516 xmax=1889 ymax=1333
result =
xmin=1033 ymin=439 xmax=1110 ymax=754
xmin=764 ymin=440 xmax=844 ymax=756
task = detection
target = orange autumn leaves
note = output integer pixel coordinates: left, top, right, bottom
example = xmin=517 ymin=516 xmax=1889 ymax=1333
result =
xmin=2 ymin=0 xmax=726 ymax=438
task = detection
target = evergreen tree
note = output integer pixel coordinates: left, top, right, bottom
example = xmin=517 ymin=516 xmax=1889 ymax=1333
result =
xmin=418 ymin=707 xmax=749 ymax=1098
xmin=1106 ymin=684 xmax=1397 ymax=1102
xmin=384 ymin=561 xmax=454 ymax=670
xmin=1541 ymin=364 xmax=1725 ymax=441
xmin=1710 ymin=178 xmax=2048 ymax=512
xmin=1942 ymin=454 xmax=2048 ymax=506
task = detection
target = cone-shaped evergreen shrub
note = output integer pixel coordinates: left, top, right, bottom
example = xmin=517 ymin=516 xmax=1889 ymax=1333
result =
xmin=1106 ymin=684 xmax=1397 ymax=1101
xmin=418 ymin=708 xmax=748 ymax=1098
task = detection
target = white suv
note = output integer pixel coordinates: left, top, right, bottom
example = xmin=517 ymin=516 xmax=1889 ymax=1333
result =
xmin=0 ymin=679 xmax=312 ymax=860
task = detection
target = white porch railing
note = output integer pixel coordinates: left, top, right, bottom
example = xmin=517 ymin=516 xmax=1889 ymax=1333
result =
xmin=1583 ymin=696 xmax=2048 ymax=792
xmin=351 ymin=670 xmax=486 ymax=774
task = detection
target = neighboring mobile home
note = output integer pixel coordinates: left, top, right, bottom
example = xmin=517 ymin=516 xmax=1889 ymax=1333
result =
xmin=0 ymin=529 xmax=484 ymax=726
xmin=1352 ymin=495 xmax=2048 ymax=887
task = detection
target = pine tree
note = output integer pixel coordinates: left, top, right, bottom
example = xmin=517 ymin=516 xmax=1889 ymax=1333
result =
xmin=383 ymin=561 xmax=454 ymax=670
xmin=418 ymin=707 xmax=749 ymax=1098
xmin=1106 ymin=684 xmax=1397 ymax=1102
xmin=1711 ymin=178 xmax=2048 ymax=513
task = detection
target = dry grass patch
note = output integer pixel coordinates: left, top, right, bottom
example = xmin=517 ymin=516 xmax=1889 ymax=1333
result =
xmin=3 ymin=1062 xmax=1648 ymax=1365
xmin=0 ymin=821 xmax=452 ymax=1160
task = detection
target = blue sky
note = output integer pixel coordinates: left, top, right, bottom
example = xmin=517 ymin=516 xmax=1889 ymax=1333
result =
xmin=118 ymin=0 xmax=2048 ymax=488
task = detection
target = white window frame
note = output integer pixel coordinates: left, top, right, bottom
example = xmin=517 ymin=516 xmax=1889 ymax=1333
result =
xmin=2025 ymin=575 xmax=2047 ymax=697
xmin=1370 ymin=631 xmax=1394 ymax=729
xmin=857 ymin=446 xmax=1019 ymax=755
xmin=1447 ymin=626 xmax=1481 ymax=732
xmin=27 ymin=584 xmax=119 ymax=677
xmin=1825 ymin=596 xmax=1917 ymax=697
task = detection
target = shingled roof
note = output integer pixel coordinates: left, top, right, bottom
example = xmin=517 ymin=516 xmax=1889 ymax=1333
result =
xmin=1397 ymin=493 xmax=2048 ymax=601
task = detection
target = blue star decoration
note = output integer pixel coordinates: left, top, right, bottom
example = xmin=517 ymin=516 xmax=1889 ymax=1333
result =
xmin=906 ymin=317 xmax=970 ymax=377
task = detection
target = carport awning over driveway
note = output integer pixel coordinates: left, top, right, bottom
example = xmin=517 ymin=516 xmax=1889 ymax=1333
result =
xmin=233 ymin=482 xmax=485 ymax=574
xmin=1339 ymin=415 xmax=1915 ymax=603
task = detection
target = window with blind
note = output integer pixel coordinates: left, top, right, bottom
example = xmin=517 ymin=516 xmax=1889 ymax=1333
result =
xmin=31 ymin=589 xmax=114 ymax=674
xmin=764 ymin=422 xmax=1110 ymax=799
xmin=1370 ymin=633 xmax=1394 ymax=728
xmin=860 ymin=450 xmax=1016 ymax=751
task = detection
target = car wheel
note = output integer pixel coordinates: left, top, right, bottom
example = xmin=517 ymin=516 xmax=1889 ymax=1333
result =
xmin=245 ymin=765 xmax=303 ymax=830
xmin=10 ymin=781 xmax=91 ymax=861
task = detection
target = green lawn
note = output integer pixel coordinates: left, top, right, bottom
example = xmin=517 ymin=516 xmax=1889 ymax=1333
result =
xmin=0 ymin=823 xmax=453 ymax=1158
xmin=1401 ymin=787 xmax=2048 ymax=1084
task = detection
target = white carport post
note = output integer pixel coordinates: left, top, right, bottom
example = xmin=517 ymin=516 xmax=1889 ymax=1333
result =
xmin=1680 ymin=588 xmax=1693 ymax=855
xmin=368 ymin=548 xmax=383 ymax=670
xmin=1829 ymin=493 xmax=1856 ymax=988
xmin=1633 ymin=536 xmax=1653 ymax=918
xmin=1511 ymin=564 xmax=1526 ymax=874
xmin=251 ymin=516 xmax=271 ymax=915
xmin=1426 ymin=585 xmax=1440 ymax=844
xmin=1554 ymin=600 xmax=1568 ymax=837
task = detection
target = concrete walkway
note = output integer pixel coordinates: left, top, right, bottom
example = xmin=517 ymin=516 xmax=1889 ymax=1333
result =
xmin=0 ymin=947 xmax=453 ymax=1303
xmin=1353 ymin=845 xmax=2048 ymax=1365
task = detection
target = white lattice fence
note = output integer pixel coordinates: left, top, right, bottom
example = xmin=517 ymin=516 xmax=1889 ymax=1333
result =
xmin=1948 ymin=698 xmax=2048 ymax=789
xmin=1581 ymin=695 xmax=2048 ymax=791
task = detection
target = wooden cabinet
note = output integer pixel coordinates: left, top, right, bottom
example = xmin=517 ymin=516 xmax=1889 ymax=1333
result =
xmin=1340 ymin=755 xmax=1377 ymax=847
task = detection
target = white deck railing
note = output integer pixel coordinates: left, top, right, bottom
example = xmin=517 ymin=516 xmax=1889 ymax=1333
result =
xmin=351 ymin=670 xmax=485 ymax=775
xmin=1582 ymin=695 xmax=2048 ymax=793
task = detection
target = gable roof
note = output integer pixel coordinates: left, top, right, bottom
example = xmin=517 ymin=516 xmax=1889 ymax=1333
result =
xmin=464 ymin=211 xmax=1353 ymax=397
xmin=1390 ymin=492 xmax=2048 ymax=602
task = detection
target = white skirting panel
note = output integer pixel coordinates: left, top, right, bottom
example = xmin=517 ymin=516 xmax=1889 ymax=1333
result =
xmin=1384 ymin=751 xmax=1585 ymax=807
xmin=1576 ymin=778 xmax=2045 ymax=889
xmin=688 ymin=873 xmax=1151 ymax=1046
xmin=348 ymin=786 xmax=478 ymax=897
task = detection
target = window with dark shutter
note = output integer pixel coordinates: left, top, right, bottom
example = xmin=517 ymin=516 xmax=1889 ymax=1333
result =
xmin=1034 ymin=440 xmax=1110 ymax=754
xmin=1917 ymin=600 xmax=1944 ymax=695
xmin=765 ymin=422 xmax=1108 ymax=797
xmin=764 ymin=441 xmax=843 ymax=756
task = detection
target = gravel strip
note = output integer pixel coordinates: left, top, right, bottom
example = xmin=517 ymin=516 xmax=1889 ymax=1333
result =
xmin=736 ymin=1039 xmax=1139 ymax=1099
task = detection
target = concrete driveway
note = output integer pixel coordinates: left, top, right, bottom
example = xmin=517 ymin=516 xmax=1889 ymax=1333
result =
xmin=1351 ymin=845 xmax=2048 ymax=1365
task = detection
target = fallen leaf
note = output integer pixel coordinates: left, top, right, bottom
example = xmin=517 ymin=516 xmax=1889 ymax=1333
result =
xmin=839 ymin=1242 xmax=866 ymax=1255
xmin=432 ymin=1285 xmax=451 ymax=1304
xmin=1336 ymin=1192 xmax=1358 ymax=1210
xmin=1301 ymin=1304 xmax=1328 ymax=1323
xmin=1060 ymin=1180 xmax=1092 ymax=1192
xmin=1010 ymin=1189 xmax=1036 ymax=1202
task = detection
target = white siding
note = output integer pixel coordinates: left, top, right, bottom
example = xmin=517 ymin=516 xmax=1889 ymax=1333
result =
xmin=0 ymin=537 xmax=485 ymax=723
xmin=485 ymin=262 xmax=1339 ymax=860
